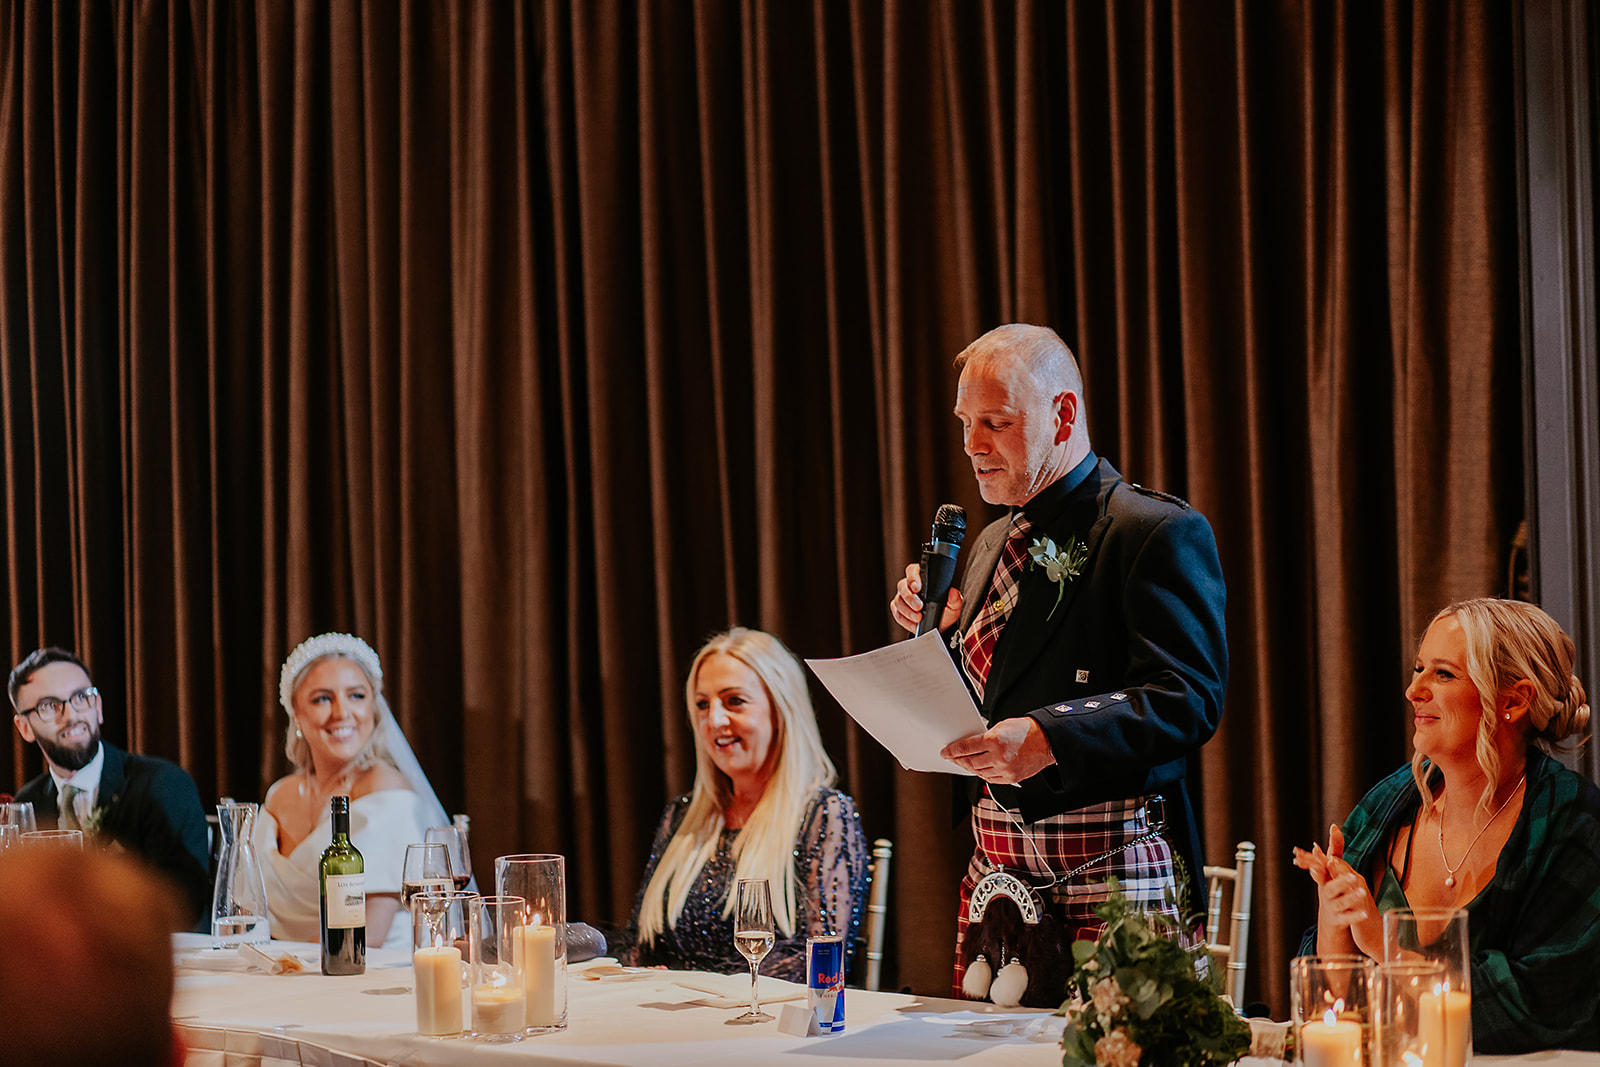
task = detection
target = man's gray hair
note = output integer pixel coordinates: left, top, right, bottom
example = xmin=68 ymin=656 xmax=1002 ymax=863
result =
xmin=953 ymin=323 xmax=1084 ymax=400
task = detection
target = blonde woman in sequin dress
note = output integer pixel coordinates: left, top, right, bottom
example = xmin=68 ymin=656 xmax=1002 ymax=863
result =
xmin=615 ymin=627 xmax=869 ymax=980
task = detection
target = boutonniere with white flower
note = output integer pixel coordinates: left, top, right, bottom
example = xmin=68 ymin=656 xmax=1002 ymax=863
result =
xmin=1028 ymin=535 xmax=1088 ymax=619
xmin=80 ymin=803 xmax=111 ymax=837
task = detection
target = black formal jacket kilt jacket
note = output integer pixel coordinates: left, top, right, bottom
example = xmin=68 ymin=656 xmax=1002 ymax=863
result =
xmin=950 ymin=455 xmax=1228 ymax=912
xmin=16 ymin=741 xmax=213 ymax=928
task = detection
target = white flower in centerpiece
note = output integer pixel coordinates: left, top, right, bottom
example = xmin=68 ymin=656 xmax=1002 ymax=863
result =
xmin=1094 ymin=1028 xmax=1142 ymax=1067
xmin=1090 ymin=976 xmax=1129 ymax=1016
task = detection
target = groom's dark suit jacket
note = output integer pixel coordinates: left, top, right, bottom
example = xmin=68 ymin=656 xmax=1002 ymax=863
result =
xmin=16 ymin=742 xmax=212 ymax=928
xmin=952 ymin=454 xmax=1228 ymax=908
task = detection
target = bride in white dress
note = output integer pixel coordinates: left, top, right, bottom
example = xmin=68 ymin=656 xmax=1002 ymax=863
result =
xmin=253 ymin=633 xmax=451 ymax=950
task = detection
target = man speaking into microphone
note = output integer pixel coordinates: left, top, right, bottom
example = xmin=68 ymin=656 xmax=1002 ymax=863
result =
xmin=889 ymin=324 xmax=1227 ymax=1002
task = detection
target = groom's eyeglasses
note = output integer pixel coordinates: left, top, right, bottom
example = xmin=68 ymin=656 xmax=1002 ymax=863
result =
xmin=18 ymin=687 xmax=99 ymax=723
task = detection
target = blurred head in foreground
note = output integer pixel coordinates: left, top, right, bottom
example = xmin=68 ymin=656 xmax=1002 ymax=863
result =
xmin=0 ymin=846 xmax=182 ymax=1067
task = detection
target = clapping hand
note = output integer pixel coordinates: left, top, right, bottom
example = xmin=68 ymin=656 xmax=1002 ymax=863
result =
xmin=1292 ymin=824 xmax=1381 ymax=958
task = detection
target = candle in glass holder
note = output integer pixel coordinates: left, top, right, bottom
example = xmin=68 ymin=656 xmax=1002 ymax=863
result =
xmin=1418 ymin=989 xmax=1470 ymax=1067
xmin=1300 ymin=1007 xmax=1363 ymax=1067
xmin=413 ymin=945 xmax=463 ymax=1035
xmin=472 ymin=983 xmax=525 ymax=1034
xmin=516 ymin=923 xmax=558 ymax=1027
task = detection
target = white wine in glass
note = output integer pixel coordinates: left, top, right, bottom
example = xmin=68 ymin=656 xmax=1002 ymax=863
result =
xmin=732 ymin=878 xmax=775 ymax=1023
xmin=400 ymin=842 xmax=454 ymax=912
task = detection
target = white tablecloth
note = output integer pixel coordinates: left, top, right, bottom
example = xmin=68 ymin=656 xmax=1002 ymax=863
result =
xmin=173 ymin=938 xmax=1065 ymax=1066
xmin=171 ymin=938 xmax=1600 ymax=1067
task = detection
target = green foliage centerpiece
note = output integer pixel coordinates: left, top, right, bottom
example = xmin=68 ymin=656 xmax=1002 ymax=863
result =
xmin=1059 ymin=883 xmax=1251 ymax=1067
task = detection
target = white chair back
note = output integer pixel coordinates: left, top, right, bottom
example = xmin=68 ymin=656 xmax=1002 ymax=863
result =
xmin=1203 ymin=840 xmax=1255 ymax=1007
xmin=861 ymin=838 xmax=893 ymax=990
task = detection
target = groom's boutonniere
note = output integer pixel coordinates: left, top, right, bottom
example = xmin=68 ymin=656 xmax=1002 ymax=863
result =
xmin=80 ymin=803 xmax=111 ymax=837
xmin=1028 ymin=535 xmax=1088 ymax=619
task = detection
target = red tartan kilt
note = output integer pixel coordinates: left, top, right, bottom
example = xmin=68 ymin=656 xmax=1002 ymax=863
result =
xmin=952 ymin=792 xmax=1183 ymax=997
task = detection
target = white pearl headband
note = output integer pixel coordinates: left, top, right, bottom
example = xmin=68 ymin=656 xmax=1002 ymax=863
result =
xmin=279 ymin=633 xmax=384 ymax=715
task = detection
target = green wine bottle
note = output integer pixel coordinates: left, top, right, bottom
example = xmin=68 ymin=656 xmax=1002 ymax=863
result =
xmin=319 ymin=795 xmax=365 ymax=975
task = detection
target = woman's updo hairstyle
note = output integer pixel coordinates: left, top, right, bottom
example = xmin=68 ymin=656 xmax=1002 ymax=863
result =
xmin=1441 ymin=598 xmax=1591 ymax=749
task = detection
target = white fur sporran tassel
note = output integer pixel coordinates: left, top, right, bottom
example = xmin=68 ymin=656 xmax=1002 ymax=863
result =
xmin=988 ymin=958 xmax=1029 ymax=1007
xmin=961 ymin=953 xmax=993 ymax=999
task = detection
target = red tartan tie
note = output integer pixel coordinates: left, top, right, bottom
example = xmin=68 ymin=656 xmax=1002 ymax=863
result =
xmin=960 ymin=513 xmax=1032 ymax=702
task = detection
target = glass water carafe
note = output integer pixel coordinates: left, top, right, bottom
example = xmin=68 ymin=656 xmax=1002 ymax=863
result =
xmin=211 ymin=800 xmax=270 ymax=946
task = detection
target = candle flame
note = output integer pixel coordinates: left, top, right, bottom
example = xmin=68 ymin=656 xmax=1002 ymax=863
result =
xmin=1402 ymin=1053 xmax=1424 ymax=1067
xmin=1322 ymin=1007 xmax=1339 ymax=1027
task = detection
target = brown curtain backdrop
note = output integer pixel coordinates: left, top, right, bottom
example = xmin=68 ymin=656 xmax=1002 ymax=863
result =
xmin=1 ymin=1 xmax=1522 ymax=1012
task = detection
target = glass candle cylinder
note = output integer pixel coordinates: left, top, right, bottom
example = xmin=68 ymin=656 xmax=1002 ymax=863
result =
xmin=469 ymin=895 xmax=527 ymax=1041
xmin=1382 ymin=908 xmax=1471 ymax=1067
xmin=496 ymin=854 xmax=567 ymax=1034
xmin=412 ymin=891 xmax=474 ymax=1037
xmin=1372 ymin=960 xmax=1448 ymax=1067
xmin=1291 ymin=955 xmax=1373 ymax=1067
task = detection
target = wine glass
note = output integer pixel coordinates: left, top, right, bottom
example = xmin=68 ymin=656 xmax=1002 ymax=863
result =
xmin=0 ymin=801 xmax=37 ymax=835
xmin=401 ymin=842 xmax=455 ymax=910
xmin=732 ymin=878 xmax=775 ymax=1023
xmin=427 ymin=825 xmax=472 ymax=890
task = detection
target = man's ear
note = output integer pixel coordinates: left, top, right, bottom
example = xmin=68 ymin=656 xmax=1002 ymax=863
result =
xmin=1054 ymin=391 xmax=1079 ymax=446
xmin=13 ymin=713 xmax=35 ymax=743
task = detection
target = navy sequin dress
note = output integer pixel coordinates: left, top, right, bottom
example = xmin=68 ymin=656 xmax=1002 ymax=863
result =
xmin=615 ymin=787 xmax=869 ymax=981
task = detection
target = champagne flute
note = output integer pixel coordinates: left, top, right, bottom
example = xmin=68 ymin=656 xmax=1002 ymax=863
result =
xmin=732 ymin=878 xmax=775 ymax=1023
xmin=426 ymin=825 xmax=472 ymax=890
xmin=401 ymin=842 xmax=455 ymax=909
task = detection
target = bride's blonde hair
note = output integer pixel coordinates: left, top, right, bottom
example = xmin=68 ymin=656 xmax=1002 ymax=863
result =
xmin=637 ymin=628 xmax=836 ymax=944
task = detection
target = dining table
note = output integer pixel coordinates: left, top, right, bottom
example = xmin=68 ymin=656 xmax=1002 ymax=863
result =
xmin=171 ymin=936 xmax=1599 ymax=1067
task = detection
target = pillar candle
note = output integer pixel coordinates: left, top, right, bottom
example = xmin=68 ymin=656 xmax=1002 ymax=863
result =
xmin=413 ymin=946 xmax=463 ymax=1036
xmin=1300 ymin=1019 xmax=1363 ymax=1067
xmin=472 ymin=983 xmax=525 ymax=1034
xmin=1418 ymin=990 xmax=1471 ymax=1067
xmin=516 ymin=923 xmax=558 ymax=1027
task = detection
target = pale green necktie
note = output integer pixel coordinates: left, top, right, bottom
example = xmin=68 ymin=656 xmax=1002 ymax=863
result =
xmin=58 ymin=784 xmax=81 ymax=832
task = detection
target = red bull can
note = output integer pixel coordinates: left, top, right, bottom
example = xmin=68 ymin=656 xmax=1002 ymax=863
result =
xmin=806 ymin=934 xmax=846 ymax=1033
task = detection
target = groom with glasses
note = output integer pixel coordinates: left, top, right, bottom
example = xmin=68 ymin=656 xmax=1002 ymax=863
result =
xmin=9 ymin=647 xmax=211 ymax=929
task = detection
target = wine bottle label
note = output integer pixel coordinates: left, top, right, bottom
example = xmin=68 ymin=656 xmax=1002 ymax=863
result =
xmin=324 ymin=873 xmax=366 ymax=928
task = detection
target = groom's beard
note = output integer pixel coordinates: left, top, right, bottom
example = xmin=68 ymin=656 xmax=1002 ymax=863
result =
xmin=39 ymin=722 xmax=101 ymax=772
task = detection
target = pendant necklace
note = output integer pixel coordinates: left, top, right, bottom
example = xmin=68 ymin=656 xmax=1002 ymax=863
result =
xmin=1438 ymin=775 xmax=1525 ymax=888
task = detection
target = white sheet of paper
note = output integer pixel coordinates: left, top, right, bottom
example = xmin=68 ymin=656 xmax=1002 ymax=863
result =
xmin=804 ymin=630 xmax=988 ymax=774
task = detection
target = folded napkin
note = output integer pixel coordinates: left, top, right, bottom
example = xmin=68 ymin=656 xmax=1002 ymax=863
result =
xmin=238 ymin=942 xmax=308 ymax=974
xmin=572 ymin=960 xmax=658 ymax=982
xmin=672 ymin=972 xmax=808 ymax=1004
xmin=951 ymin=1016 xmax=1066 ymax=1043
xmin=176 ymin=943 xmax=311 ymax=974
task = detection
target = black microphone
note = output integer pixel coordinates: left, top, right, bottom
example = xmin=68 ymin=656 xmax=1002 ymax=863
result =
xmin=916 ymin=504 xmax=967 ymax=635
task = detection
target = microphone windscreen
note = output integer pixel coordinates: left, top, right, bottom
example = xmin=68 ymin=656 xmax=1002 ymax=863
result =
xmin=933 ymin=504 xmax=967 ymax=545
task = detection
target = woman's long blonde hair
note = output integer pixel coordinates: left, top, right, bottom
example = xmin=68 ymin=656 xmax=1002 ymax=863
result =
xmin=1411 ymin=598 xmax=1591 ymax=819
xmin=636 ymin=628 xmax=837 ymax=945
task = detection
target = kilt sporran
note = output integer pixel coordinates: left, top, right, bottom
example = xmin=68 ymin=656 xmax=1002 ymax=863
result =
xmin=953 ymin=791 xmax=1183 ymax=1006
